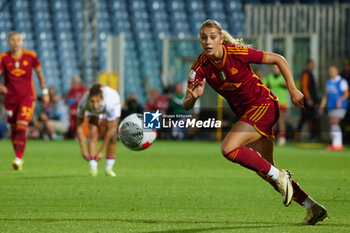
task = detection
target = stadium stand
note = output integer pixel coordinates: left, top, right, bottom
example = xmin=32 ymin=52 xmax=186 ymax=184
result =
xmin=0 ymin=0 xmax=245 ymax=102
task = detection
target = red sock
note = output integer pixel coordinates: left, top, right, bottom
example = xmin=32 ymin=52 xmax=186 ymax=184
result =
xmin=224 ymin=147 xmax=272 ymax=174
xmin=106 ymin=155 xmax=115 ymax=159
xmin=13 ymin=124 xmax=27 ymax=159
xmin=257 ymin=172 xmax=308 ymax=206
xmin=292 ymin=180 xmax=308 ymax=205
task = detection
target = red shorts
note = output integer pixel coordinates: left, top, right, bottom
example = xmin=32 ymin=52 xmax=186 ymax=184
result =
xmin=239 ymin=99 xmax=280 ymax=138
xmin=5 ymin=100 xmax=36 ymax=124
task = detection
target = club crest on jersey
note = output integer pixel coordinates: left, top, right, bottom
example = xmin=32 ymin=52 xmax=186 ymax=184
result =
xmin=188 ymin=69 xmax=196 ymax=82
xmin=231 ymin=67 xmax=238 ymax=75
xmin=211 ymin=73 xmax=217 ymax=79
xmin=23 ymin=60 xmax=28 ymax=66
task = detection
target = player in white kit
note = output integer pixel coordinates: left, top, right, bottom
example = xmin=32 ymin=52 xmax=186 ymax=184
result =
xmin=76 ymin=83 xmax=121 ymax=176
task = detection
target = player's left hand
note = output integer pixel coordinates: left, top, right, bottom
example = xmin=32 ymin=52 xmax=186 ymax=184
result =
xmin=42 ymin=93 xmax=50 ymax=104
xmin=95 ymin=151 xmax=104 ymax=161
xmin=290 ymin=88 xmax=304 ymax=109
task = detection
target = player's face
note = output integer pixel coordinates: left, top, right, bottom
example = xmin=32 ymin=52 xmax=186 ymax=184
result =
xmin=329 ymin=66 xmax=338 ymax=78
xmin=89 ymin=95 xmax=103 ymax=111
xmin=307 ymin=61 xmax=315 ymax=71
xmin=8 ymin=34 xmax=23 ymax=52
xmin=200 ymin=27 xmax=223 ymax=57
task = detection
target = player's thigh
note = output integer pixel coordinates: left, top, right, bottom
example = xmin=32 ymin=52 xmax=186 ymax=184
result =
xmin=87 ymin=115 xmax=100 ymax=138
xmin=329 ymin=117 xmax=341 ymax=125
xmin=16 ymin=100 xmax=35 ymax=125
xmin=221 ymin=121 xmax=262 ymax=155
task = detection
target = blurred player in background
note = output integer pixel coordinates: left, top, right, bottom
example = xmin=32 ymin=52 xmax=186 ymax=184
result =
xmin=295 ymin=59 xmax=319 ymax=142
xmin=264 ymin=65 xmax=288 ymax=145
xmin=0 ymin=31 xmax=49 ymax=170
xmin=319 ymin=65 xmax=349 ymax=151
xmin=76 ymin=83 xmax=121 ymax=177
xmin=183 ymin=20 xmax=327 ymax=225
xmin=65 ymin=76 xmax=87 ymax=138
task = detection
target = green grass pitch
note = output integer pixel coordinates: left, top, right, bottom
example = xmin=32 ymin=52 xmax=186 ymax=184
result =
xmin=0 ymin=140 xmax=349 ymax=233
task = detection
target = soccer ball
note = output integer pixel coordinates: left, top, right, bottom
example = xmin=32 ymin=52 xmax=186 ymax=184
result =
xmin=118 ymin=113 xmax=157 ymax=151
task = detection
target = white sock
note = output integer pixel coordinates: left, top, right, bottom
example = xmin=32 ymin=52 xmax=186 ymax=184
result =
xmin=106 ymin=159 xmax=115 ymax=170
xmin=15 ymin=157 xmax=22 ymax=163
xmin=267 ymin=165 xmax=280 ymax=180
xmin=331 ymin=124 xmax=343 ymax=146
xmin=302 ymin=196 xmax=317 ymax=210
xmin=89 ymin=159 xmax=98 ymax=170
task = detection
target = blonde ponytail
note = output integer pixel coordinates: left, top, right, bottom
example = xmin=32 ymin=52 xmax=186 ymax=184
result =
xmin=221 ymin=30 xmax=250 ymax=48
xmin=200 ymin=20 xmax=251 ymax=48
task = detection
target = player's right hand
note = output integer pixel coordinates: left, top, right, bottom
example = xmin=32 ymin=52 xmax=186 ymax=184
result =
xmin=82 ymin=150 xmax=90 ymax=161
xmin=95 ymin=151 xmax=104 ymax=161
xmin=0 ymin=84 xmax=8 ymax=94
xmin=290 ymin=88 xmax=304 ymax=109
xmin=188 ymin=78 xmax=206 ymax=99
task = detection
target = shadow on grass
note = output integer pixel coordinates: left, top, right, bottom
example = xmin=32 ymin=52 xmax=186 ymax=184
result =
xmin=0 ymin=218 xmax=344 ymax=230
xmin=14 ymin=175 xmax=84 ymax=179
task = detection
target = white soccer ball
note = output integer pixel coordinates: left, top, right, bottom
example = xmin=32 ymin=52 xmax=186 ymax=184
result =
xmin=118 ymin=113 xmax=157 ymax=151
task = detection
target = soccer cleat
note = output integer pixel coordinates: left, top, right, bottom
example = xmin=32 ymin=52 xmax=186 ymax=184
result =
xmin=275 ymin=169 xmax=293 ymax=206
xmin=105 ymin=169 xmax=116 ymax=177
xmin=299 ymin=203 xmax=328 ymax=225
xmin=90 ymin=169 xmax=98 ymax=177
xmin=12 ymin=160 xmax=23 ymax=171
xmin=327 ymin=145 xmax=343 ymax=151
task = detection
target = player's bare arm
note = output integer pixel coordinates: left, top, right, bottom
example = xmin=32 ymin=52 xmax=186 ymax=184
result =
xmin=263 ymin=52 xmax=304 ymax=109
xmin=336 ymin=90 xmax=349 ymax=108
xmin=76 ymin=117 xmax=89 ymax=161
xmin=318 ymin=92 xmax=328 ymax=115
xmin=95 ymin=119 xmax=117 ymax=161
xmin=34 ymin=66 xmax=49 ymax=104
xmin=183 ymin=78 xmax=206 ymax=110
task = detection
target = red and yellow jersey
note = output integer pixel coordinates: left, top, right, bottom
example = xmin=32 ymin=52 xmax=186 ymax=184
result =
xmin=188 ymin=44 xmax=278 ymax=117
xmin=0 ymin=49 xmax=41 ymax=104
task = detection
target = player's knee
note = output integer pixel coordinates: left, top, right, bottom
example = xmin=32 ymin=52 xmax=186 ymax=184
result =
xmin=221 ymin=143 xmax=239 ymax=158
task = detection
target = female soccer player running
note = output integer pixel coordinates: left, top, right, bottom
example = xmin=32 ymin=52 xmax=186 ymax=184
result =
xmin=183 ymin=20 xmax=327 ymax=225
xmin=76 ymin=83 xmax=121 ymax=177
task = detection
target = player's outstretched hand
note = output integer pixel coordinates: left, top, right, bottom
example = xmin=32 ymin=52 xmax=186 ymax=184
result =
xmin=188 ymin=78 xmax=206 ymax=99
xmin=95 ymin=151 xmax=104 ymax=161
xmin=290 ymin=88 xmax=304 ymax=109
xmin=82 ymin=150 xmax=90 ymax=161
xmin=0 ymin=84 xmax=7 ymax=94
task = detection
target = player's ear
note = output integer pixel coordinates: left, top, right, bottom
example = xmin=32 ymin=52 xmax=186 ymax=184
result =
xmin=220 ymin=34 xmax=224 ymax=44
